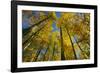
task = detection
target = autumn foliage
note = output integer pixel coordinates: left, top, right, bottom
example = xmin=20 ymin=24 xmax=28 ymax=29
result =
xmin=22 ymin=10 xmax=90 ymax=62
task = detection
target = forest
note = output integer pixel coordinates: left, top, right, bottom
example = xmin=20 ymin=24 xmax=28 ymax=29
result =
xmin=22 ymin=10 xmax=90 ymax=62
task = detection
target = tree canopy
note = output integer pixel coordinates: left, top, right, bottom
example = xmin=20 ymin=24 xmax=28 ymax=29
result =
xmin=22 ymin=10 xmax=90 ymax=62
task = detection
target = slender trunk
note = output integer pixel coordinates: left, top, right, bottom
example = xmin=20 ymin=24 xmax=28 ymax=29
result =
xmin=33 ymin=41 xmax=44 ymax=61
xmin=42 ymin=45 xmax=49 ymax=61
xmin=60 ymin=26 xmax=65 ymax=60
xmin=73 ymin=37 xmax=88 ymax=59
xmin=65 ymin=26 xmax=77 ymax=59
xmin=23 ymin=16 xmax=51 ymax=36
xmin=34 ymin=48 xmax=42 ymax=61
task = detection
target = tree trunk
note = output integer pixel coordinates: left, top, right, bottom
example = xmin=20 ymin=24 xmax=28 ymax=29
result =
xmin=65 ymin=26 xmax=77 ymax=59
xmin=34 ymin=48 xmax=42 ymax=61
xmin=33 ymin=41 xmax=44 ymax=61
xmin=73 ymin=36 xmax=88 ymax=59
xmin=42 ymin=44 xmax=49 ymax=61
xmin=60 ymin=26 xmax=65 ymax=60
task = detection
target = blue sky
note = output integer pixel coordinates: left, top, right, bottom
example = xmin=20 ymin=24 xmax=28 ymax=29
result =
xmin=52 ymin=22 xmax=60 ymax=32
xmin=56 ymin=12 xmax=61 ymax=18
xmin=52 ymin=12 xmax=60 ymax=32
xmin=22 ymin=14 xmax=30 ymax=29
